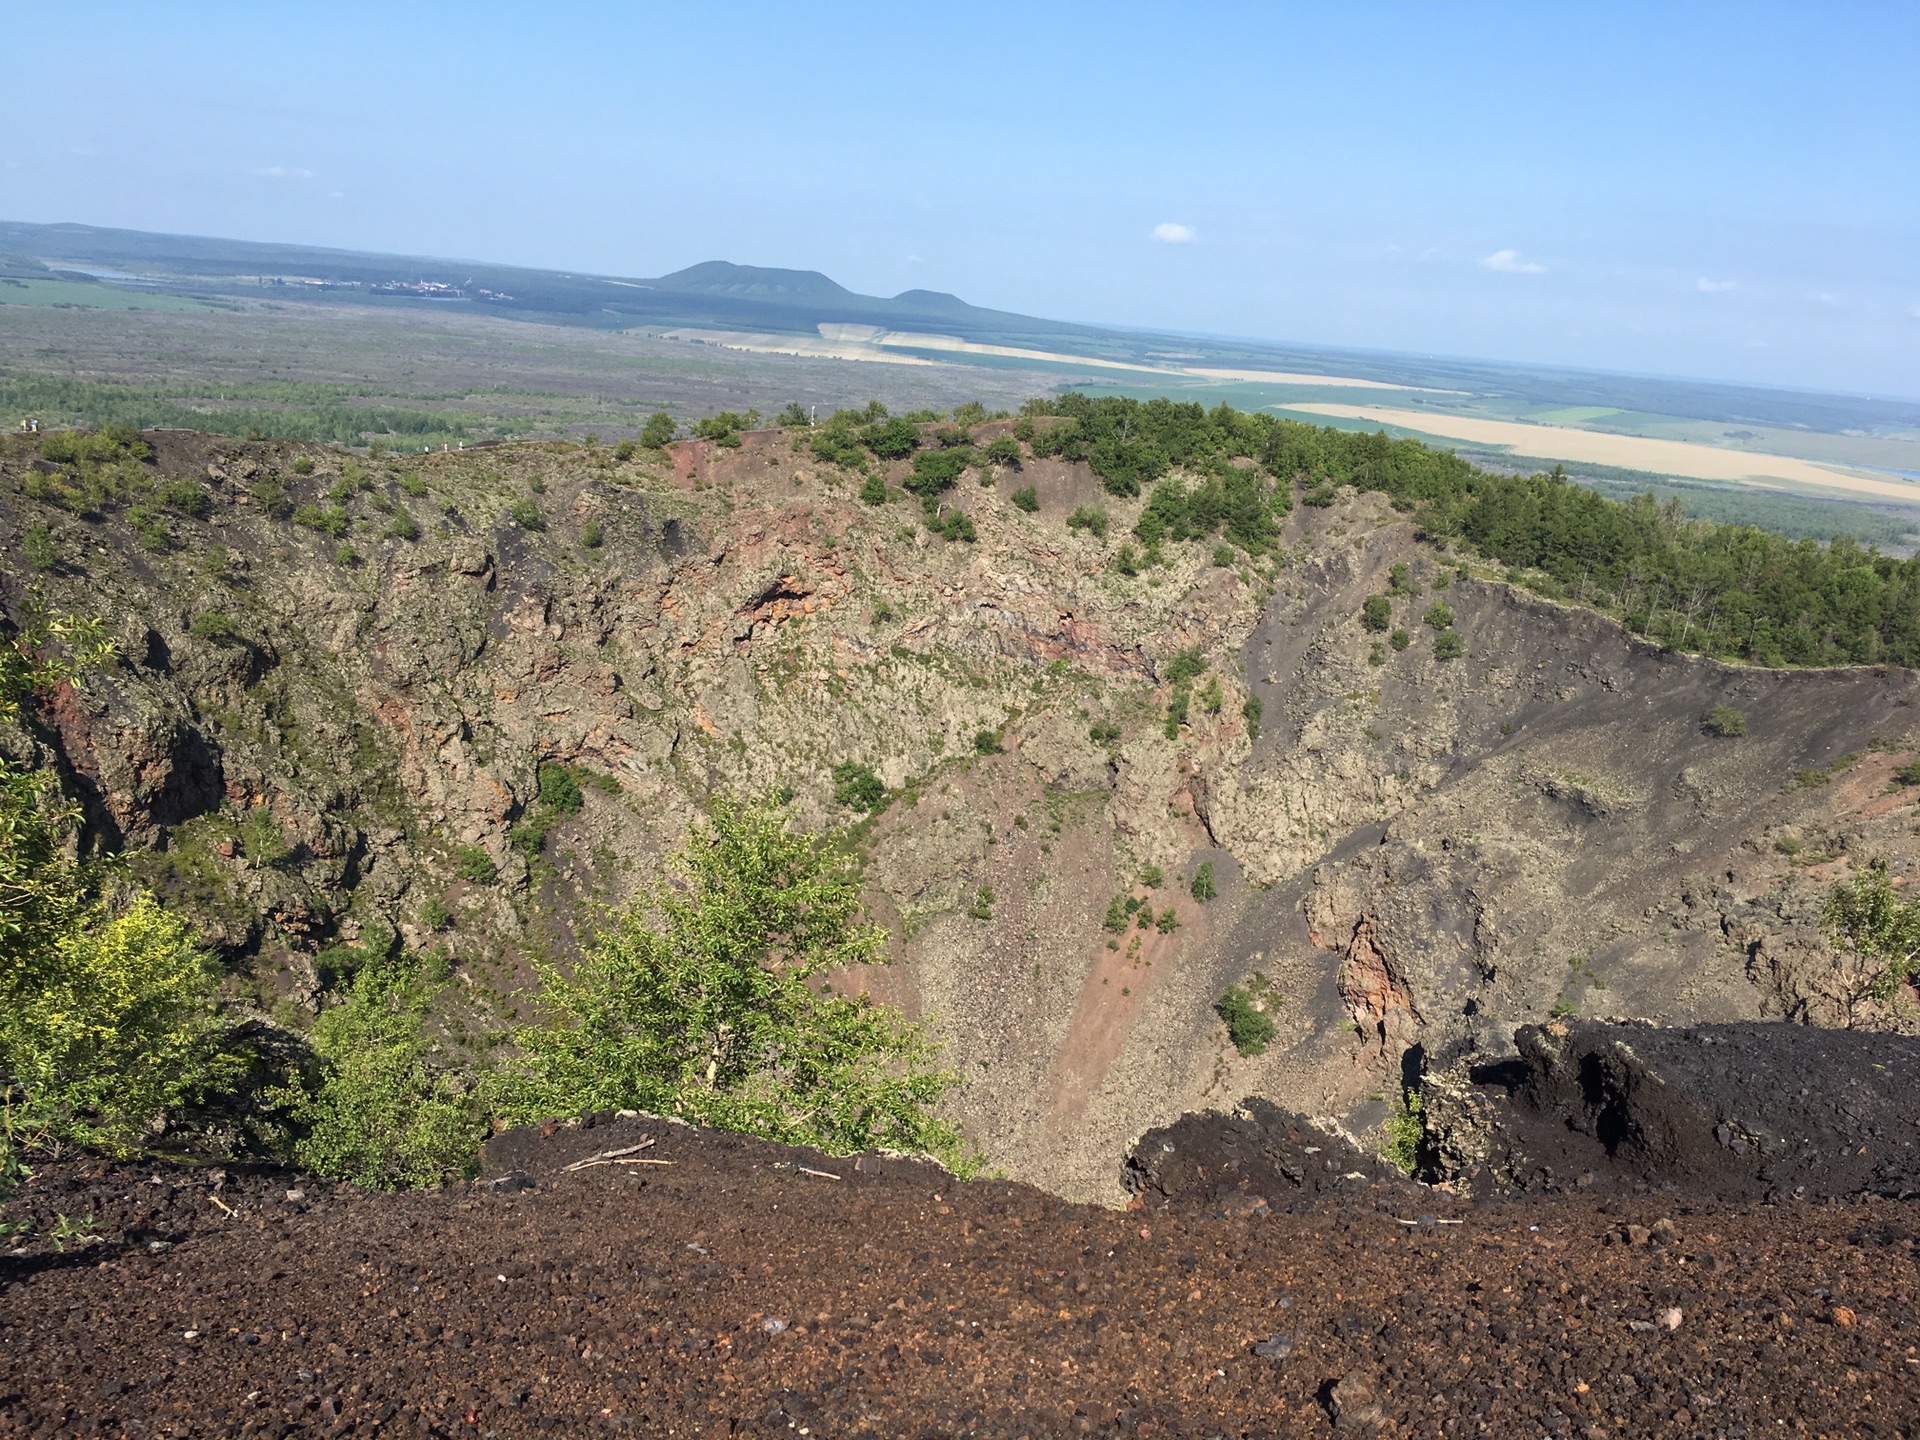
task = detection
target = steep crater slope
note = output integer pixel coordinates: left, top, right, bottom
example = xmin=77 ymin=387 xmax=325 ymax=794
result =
xmin=3 ymin=426 xmax=1916 ymax=1201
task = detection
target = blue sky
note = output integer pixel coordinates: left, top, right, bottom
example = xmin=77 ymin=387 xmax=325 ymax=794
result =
xmin=3 ymin=1 xmax=1916 ymax=397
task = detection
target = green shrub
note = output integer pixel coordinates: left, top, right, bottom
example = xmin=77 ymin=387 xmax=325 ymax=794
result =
xmin=1089 ymin=719 xmax=1122 ymax=746
xmin=1067 ymin=505 xmax=1109 ymax=539
xmin=1242 ymin=694 xmax=1263 ymax=740
xmin=189 ymin=612 xmax=243 ymax=645
xmin=508 ymin=499 xmax=544 ymax=531
xmin=929 ymin=507 xmax=976 ymax=543
xmin=398 ymin=472 xmax=428 ymax=497
xmin=1388 ymin=562 xmax=1417 ymax=595
xmin=614 ymin=439 xmax=638 ymax=461
xmin=984 ymin=434 xmax=1022 ymax=468
xmin=1190 ymin=862 xmax=1217 ymax=902
xmin=580 ymin=519 xmax=603 ymax=549
xmin=1213 ymin=544 xmax=1236 ymax=567
xmin=1113 ymin=543 xmax=1141 ymax=576
xmin=973 ymin=729 xmax=1004 ymax=755
xmin=1301 ymin=481 xmax=1337 ymax=508
xmin=1424 ymin=601 xmax=1455 ymax=631
xmin=418 ymin=896 xmax=451 ymax=931
xmin=968 ymin=886 xmax=995 ymax=921
xmin=1140 ymin=864 xmax=1164 ymax=890
xmin=641 ymin=412 xmax=677 ymax=448
xmin=1103 ymin=895 xmax=1130 ymax=932
xmin=293 ymin=504 xmax=348 ymax=538
xmin=253 ymin=477 xmax=293 ymax=520
xmin=859 ymin=474 xmax=889 ymax=506
xmin=1010 ymin=486 xmax=1040 ymax=514
xmin=831 ymin=761 xmax=887 ymax=813
xmin=1895 ymin=759 xmax=1920 ymax=787
xmin=1434 ymin=631 xmax=1465 ymax=660
xmin=775 ymin=403 xmax=809 ymax=429
xmin=1390 ymin=628 xmax=1411 ymax=651
xmin=157 ymin=480 xmax=212 ymax=519
xmin=275 ymin=960 xmax=485 ymax=1189
xmin=334 ymin=543 xmax=359 ymax=568
xmin=493 ymin=797 xmax=968 ymax=1166
xmin=537 ymin=761 xmax=585 ymax=815
xmin=290 ymin=456 xmax=316 ymax=476
xmin=22 ymin=525 xmax=57 ymax=572
xmin=241 ymin=805 xmax=286 ymax=866
xmin=1702 ymin=704 xmax=1747 ymax=738
xmin=1156 ymin=907 xmax=1179 ymax=934
xmin=127 ymin=507 xmax=170 ymax=552
xmin=861 ymin=416 xmax=920 ymax=459
xmin=1361 ymin=595 xmax=1393 ymax=632
xmin=385 ymin=511 xmax=421 ymax=542
xmin=1822 ymin=858 xmax=1920 ymax=1004
xmin=453 ymin=844 xmax=495 ymax=884
xmin=0 ymin=761 xmax=243 ymax=1149
xmin=1380 ymin=1087 xmax=1423 ymax=1176
xmin=1214 ymin=985 xmax=1274 ymax=1056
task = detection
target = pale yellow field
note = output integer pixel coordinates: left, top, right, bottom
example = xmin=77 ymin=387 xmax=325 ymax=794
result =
xmin=661 ymin=326 xmax=1443 ymax=391
xmin=1280 ymin=403 xmax=1920 ymax=502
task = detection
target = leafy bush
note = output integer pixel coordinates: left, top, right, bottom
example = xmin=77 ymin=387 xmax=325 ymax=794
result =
xmin=641 ymin=412 xmax=677 ymax=448
xmin=1140 ymin=864 xmax=1164 ymax=890
xmin=21 ymin=525 xmax=57 ymax=572
xmin=493 ymin=797 xmax=967 ymax=1165
xmin=1113 ymin=543 xmax=1141 ymax=576
xmin=333 ymin=543 xmax=359 ymax=568
xmin=418 ymin=896 xmax=451 ymax=931
xmin=1361 ymin=595 xmax=1392 ymax=632
xmin=385 ymin=511 xmax=421 ymax=542
xmin=1301 ymin=481 xmax=1337 ymax=508
xmin=1242 ymin=694 xmax=1263 ymax=740
xmin=537 ymin=761 xmax=586 ymax=816
xmin=579 ymin=519 xmax=603 ymax=550
xmin=984 ymin=434 xmax=1022 ymax=468
xmin=1702 ymin=704 xmax=1747 ymax=738
xmin=861 ymin=416 xmax=920 ymax=459
xmin=973 ymin=729 xmax=1004 ymax=755
xmin=928 ymin=507 xmax=976 ymax=543
xmin=508 ymin=499 xmax=544 ymax=531
xmin=1434 ymin=632 xmax=1465 ymax=661
xmin=968 ymin=886 xmax=995 ymax=921
xmin=614 ymin=439 xmax=638 ymax=461
xmin=290 ymin=456 xmax=316 ymax=476
xmin=276 ymin=959 xmax=485 ymax=1189
xmin=1067 ymin=505 xmax=1108 ymax=538
xmin=859 ymin=474 xmax=888 ymax=506
xmin=1390 ymin=628 xmax=1411 ymax=651
xmin=775 ymin=403 xmax=809 ymax=428
xmin=453 ymin=844 xmax=496 ymax=884
xmin=1103 ymin=896 xmax=1131 ymax=933
xmin=1190 ymin=861 xmax=1217 ymax=902
xmin=1821 ymin=859 xmax=1920 ymax=1005
xmin=292 ymin=504 xmax=348 ymax=538
xmin=0 ymin=761 xmax=242 ymax=1149
xmin=831 ymin=761 xmax=887 ymax=813
xmin=1424 ymin=601 xmax=1455 ymax=631
xmin=905 ymin=447 xmax=973 ymax=501
xmin=157 ymin=480 xmax=212 ymax=519
xmin=1380 ymin=1087 xmax=1424 ymax=1176
xmin=1214 ymin=985 xmax=1274 ymax=1056
xmin=693 ymin=411 xmax=756 ymax=447
xmin=253 ymin=476 xmax=293 ymax=519
xmin=1010 ymin=486 xmax=1040 ymax=513
xmin=189 ymin=612 xmax=243 ymax=645
xmin=1213 ymin=544 xmax=1236 ymax=567
xmin=1089 ymin=719 xmax=1122 ymax=746
xmin=1895 ymin=759 xmax=1920 ymax=787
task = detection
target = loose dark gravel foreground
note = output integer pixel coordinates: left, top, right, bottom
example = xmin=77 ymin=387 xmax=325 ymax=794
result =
xmin=2 ymin=1116 xmax=1917 ymax=1439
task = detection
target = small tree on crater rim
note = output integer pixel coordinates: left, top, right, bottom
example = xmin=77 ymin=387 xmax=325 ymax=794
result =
xmin=496 ymin=797 xmax=968 ymax=1166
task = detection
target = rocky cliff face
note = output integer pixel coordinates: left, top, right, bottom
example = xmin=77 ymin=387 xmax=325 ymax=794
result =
xmin=5 ymin=426 xmax=1916 ymax=1201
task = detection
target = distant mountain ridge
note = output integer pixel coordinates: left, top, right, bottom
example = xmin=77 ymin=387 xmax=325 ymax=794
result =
xmin=0 ymin=220 xmax=1102 ymax=352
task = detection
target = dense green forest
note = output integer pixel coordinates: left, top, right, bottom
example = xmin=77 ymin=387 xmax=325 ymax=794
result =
xmin=1015 ymin=394 xmax=1920 ymax=669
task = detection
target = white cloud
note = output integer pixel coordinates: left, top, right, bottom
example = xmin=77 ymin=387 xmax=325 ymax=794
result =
xmin=1481 ymin=248 xmax=1545 ymax=275
xmin=1696 ymin=277 xmax=1737 ymax=293
xmin=1151 ymin=222 xmax=1197 ymax=244
xmin=256 ymin=166 xmax=313 ymax=180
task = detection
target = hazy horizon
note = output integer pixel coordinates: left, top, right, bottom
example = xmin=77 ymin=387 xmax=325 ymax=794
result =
xmin=3 ymin=1 xmax=1915 ymax=399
